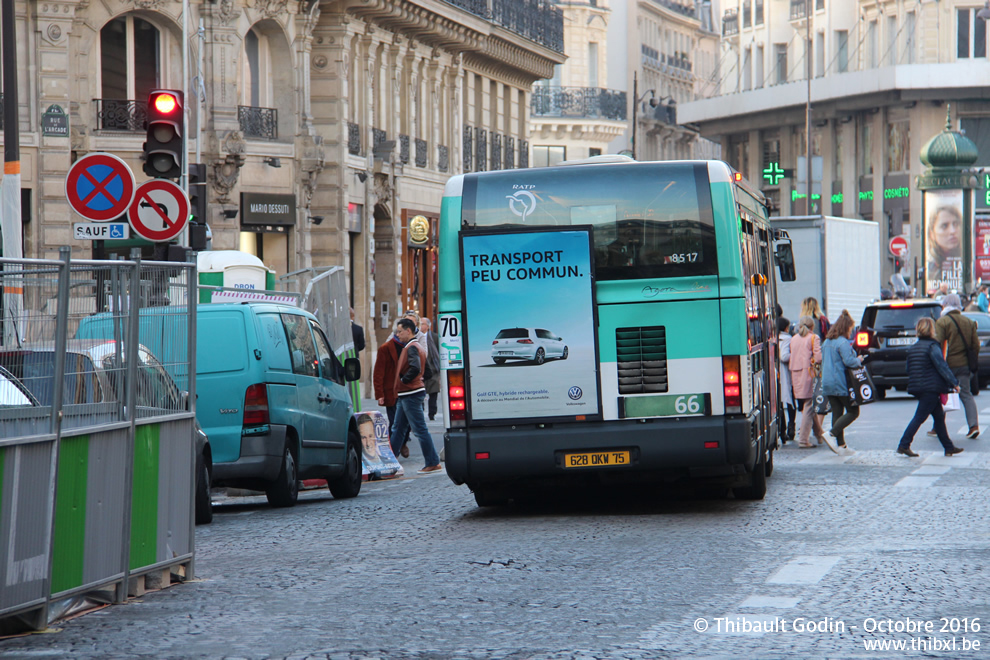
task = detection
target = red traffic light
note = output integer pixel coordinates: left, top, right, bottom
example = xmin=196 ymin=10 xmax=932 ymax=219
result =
xmin=153 ymin=93 xmax=178 ymax=115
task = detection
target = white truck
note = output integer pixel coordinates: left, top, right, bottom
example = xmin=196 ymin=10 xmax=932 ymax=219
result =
xmin=771 ymin=215 xmax=882 ymax=326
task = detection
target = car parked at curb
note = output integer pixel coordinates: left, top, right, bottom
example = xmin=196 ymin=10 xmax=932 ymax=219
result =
xmin=962 ymin=311 xmax=990 ymax=388
xmin=491 ymin=327 xmax=568 ymax=365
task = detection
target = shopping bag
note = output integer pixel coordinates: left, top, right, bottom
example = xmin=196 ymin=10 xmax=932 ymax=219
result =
xmin=845 ymin=365 xmax=876 ymax=406
xmin=812 ymin=375 xmax=831 ymax=415
xmin=943 ymin=392 xmax=962 ymax=412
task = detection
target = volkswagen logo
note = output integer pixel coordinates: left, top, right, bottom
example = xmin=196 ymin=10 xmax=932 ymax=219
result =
xmin=568 ymin=386 xmax=583 ymax=400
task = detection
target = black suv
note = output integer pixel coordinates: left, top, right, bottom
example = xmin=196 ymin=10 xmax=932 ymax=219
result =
xmin=855 ymin=299 xmax=941 ymax=398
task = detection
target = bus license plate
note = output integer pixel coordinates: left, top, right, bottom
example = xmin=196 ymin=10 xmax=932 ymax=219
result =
xmin=563 ymin=450 xmax=631 ymax=468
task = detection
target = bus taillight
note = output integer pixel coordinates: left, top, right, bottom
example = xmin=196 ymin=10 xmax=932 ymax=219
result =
xmin=448 ymin=369 xmax=467 ymax=425
xmin=723 ymin=356 xmax=742 ymax=413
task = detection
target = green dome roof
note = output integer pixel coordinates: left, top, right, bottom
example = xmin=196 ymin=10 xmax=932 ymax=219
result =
xmin=920 ymin=105 xmax=978 ymax=169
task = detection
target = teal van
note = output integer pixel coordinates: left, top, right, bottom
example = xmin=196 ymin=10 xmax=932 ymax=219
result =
xmin=77 ymin=303 xmax=362 ymax=507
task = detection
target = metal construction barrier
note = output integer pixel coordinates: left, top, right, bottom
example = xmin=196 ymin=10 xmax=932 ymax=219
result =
xmin=0 ymin=249 xmax=197 ymax=634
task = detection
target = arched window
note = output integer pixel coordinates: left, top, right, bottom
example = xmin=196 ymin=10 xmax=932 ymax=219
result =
xmin=99 ymin=15 xmax=160 ymax=130
xmin=242 ymin=27 xmax=272 ymax=107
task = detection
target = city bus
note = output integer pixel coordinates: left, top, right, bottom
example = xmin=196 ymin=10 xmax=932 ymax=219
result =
xmin=436 ymin=157 xmax=796 ymax=505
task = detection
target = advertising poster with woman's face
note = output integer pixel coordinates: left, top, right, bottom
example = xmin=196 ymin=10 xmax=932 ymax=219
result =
xmin=925 ymin=190 xmax=965 ymax=294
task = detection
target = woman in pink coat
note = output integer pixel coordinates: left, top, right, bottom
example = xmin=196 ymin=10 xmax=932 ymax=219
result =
xmin=789 ymin=315 xmax=826 ymax=448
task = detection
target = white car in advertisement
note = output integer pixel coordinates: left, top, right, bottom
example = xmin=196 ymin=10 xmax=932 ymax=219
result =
xmin=491 ymin=328 xmax=568 ymax=365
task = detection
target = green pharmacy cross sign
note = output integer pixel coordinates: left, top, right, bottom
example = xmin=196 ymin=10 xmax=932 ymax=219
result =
xmin=762 ymin=162 xmax=785 ymax=185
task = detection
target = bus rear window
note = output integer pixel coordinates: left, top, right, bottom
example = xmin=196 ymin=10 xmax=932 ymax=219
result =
xmin=462 ymin=162 xmax=716 ymax=280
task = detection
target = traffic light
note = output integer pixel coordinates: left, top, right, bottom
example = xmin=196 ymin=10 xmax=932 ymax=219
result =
xmin=188 ymin=163 xmax=208 ymax=251
xmin=143 ymin=90 xmax=184 ymax=178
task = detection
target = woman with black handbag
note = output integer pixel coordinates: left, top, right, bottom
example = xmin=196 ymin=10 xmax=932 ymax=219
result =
xmin=821 ymin=311 xmax=862 ymax=456
xmin=897 ymin=317 xmax=965 ymax=458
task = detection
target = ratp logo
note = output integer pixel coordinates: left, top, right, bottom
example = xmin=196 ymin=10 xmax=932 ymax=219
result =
xmin=506 ymin=190 xmax=537 ymax=222
xmin=568 ymin=386 xmax=583 ymax=400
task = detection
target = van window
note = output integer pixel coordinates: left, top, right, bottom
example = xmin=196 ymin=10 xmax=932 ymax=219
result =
xmin=281 ymin=313 xmax=319 ymax=377
xmin=198 ymin=313 xmax=248 ymax=374
xmin=258 ymin=313 xmax=292 ymax=372
xmin=310 ymin=320 xmax=343 ymax=384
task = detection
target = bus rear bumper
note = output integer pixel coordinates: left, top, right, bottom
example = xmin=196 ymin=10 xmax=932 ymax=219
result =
xmin=444 ymin=415 xmax=759 ymax=487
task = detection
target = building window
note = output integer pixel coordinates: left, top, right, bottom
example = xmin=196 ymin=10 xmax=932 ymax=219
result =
xmin=775 ymin=44 xmax=788 ymax=84
xmin=755 ymin=45 xmax=764 ymax=88
xmin=868 ymin=20 xmax=878 ymax=68
xmin=743 ymin=47 xmax=752 ymax=90
xmin=589 ymin=43 xmax=599 ymax=87
xmin=958 ymin=8 xmax=987 ymax=59
xmin=755 ymin=0 xmax=764 ymax=26
xmin=743 ymin=1 xmax=751 ymax=29
xmin=729 ymin=135 xmax=749 ymax=175
xmin=836 ymin=30 xmax=849 ymax=72
xmin=533 ymin=145 xmax=565 ymax=168
xmin=100 ymin=15 xmax=160 ymax=102
xmin=762 ymin=134 xmax=780 ymax=173
xmin=815 ymin=33 xmax=825 ymax=77
xmin=242 ymin=28 xmax=273 ymax=107
xmin=886 ymin=122 xmax=910 ymax=173
xmin=860 ymin=122 xmax=873 ymax=175
xmin=905 ymin=12 xmax=916 ymax=64
xmin=589 ymin=147 xmax=601 ymax=157
xmin=886 ymin=16 xmax=897 ymax=66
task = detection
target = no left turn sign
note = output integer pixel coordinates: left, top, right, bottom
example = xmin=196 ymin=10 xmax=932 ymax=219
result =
xmin=128 ymin=179 xmax=190 ymax=242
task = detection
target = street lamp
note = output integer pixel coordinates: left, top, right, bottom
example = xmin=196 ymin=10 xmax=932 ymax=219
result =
xmin=631 ymin=71 xmax=657 ymax=160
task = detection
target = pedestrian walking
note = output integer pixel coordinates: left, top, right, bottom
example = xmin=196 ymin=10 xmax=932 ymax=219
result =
xmin=932 ymin=293 xmax=981 ymax=438
xmin=420 ymin=317 xmax=441 ymax=421
xmin=777 ymin=316 xmax=796 ymax=442
xmin=800 ymin=297 xmax=830 ymax=340
xmin=978 ymin=284 xmax=989 ymax=313
xmin=402 ymin=310 xmax=429 ymax=354
xmin=821 ymin=310 xmax=861 ymax=455
xmin=389 ymin=318 xmax=442 ymax=474
xmin=350 ymin=307 xmax=366 ymax=354
xmin=789 ymin=315 xmax=826 ymax=448
xmin=897 ymin=317 xmax=965 ymax=458
xmin=373 ymin=323 xmax=409 ymax=457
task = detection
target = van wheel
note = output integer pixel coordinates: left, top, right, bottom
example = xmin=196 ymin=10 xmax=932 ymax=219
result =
xmin=266 ymin=443 xmax=299 ymax=507
xmin=493 ymin=357 xmax=506 ymax=365
xmin=328 ymin=432 xmax=362 ymax=499
xmin=764 ymin=449 xmax=774 ymax=478
xmin=561 ymin=346 xmax=569 ymax=360
xmin=734 ymin=451 xmax=767 ymax=501
xmin=533 ymin=348 xmax=546 ymax=365
xmin=195 ymin=457 xmax=213 ymax=525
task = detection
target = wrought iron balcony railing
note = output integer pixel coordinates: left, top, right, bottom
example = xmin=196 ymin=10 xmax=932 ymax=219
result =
xmin=439 ymin=145 xmax=449 ymax=173
xmin=444 ymin=0 xmax=564 ymax=53
xmin=475 ymin=127 xmax=488 ymax=172
xmin=463 ymin=126 xmax=473 ymax=172
xmin=415 ymin=138 xmax=428 ymax=168
xmin=722 ymin=9 xmax=738 ymax=36
xmin=399 ymin=134 xmax=410 ymax=164
xmin=651 ymin=0 xmax=695 ymax=18
xmin=531 ymin=86 xmax=627 ymax=121
xmin=490 ymin=134 xmax=501 ymax=171
xmin=504 ymin=136 xmax=515 ymax=170
xmin=94 ymin=99 xmax=147 ymax=132
xmin=518 ymin=139 xmax=529 ymax=168
xmin=238 ymin=106 xmax=278 ymax=140
xmin=348 ymin=122 xmax=362 ymax=156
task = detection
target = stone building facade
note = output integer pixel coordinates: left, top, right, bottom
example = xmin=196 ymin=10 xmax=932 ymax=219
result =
xmin=0 ymin=0 xmax=564 ymax=391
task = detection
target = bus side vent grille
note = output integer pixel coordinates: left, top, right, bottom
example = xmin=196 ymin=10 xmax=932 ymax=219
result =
xmin=616 ymin=326 xmax=668 ymax=394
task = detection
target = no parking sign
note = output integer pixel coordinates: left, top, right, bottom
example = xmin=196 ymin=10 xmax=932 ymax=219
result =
xmin=65 ymin=153 xmax=136 ymax=222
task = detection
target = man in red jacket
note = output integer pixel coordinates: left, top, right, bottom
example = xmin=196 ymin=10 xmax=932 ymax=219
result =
xmin=389 ymin=318 xmax=442 ymax=474
xmin=373 ymin=326 xmax=409 ymax=456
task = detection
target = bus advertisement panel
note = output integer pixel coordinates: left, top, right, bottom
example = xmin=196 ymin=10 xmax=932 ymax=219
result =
xmin=461 ymin=227 xmax=601 ymax=421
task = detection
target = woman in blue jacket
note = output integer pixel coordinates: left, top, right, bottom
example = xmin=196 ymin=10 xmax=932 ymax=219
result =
xmin=821 ymin=311 xmax=862 ymax=455
xmin=897 ymin=317 xmax=965 ymax=457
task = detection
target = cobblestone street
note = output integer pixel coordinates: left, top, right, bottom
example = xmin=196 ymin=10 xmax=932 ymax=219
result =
xmin=2 ymin=396 xmax=988 ymax=659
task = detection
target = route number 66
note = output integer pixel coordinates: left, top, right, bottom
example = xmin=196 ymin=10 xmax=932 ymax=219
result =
xmin=674 ymin=395 xmax=702 ymax=414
